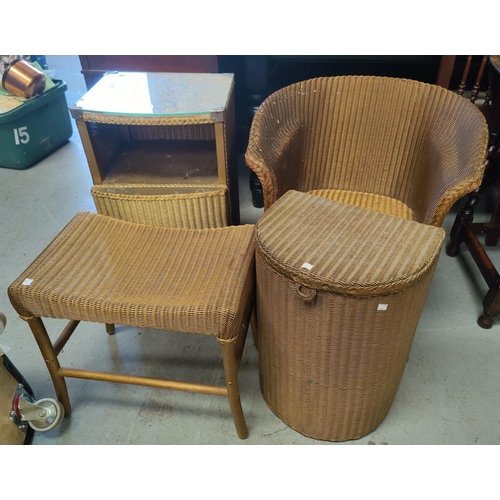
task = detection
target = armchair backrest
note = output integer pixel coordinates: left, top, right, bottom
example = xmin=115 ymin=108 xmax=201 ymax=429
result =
xmin=247 ymin=75 xmax=488 ymax=225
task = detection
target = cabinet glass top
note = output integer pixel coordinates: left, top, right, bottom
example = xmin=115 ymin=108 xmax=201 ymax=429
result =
xmin=72 ymin=72 xmax=234 ymax=117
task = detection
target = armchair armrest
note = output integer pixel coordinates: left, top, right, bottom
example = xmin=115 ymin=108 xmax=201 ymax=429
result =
xmin=245 ymin=107 xmax=303 ymax=210
xmin=412 ymin=105 xmax=489 ymax=226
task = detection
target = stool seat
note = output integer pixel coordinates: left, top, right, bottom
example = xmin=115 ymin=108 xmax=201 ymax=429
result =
xmin=9 ymin=212 xmax=255 ymax=340
xmin=8 ymin=212 xmax=256 ymax=440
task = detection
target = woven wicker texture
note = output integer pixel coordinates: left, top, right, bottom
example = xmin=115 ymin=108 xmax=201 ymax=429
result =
xmin=81 ymin=111 xmax=216 ymax=126
xmin=129 ymin=124 xmax=215 ymax=141
xmin=8 ymin=213 xmax=255 ymax=340
xmin=245 ymin=75 xmax=489 ymax=226
xmin=91 ymin=184 xmax=228 ymax=228
xmin=255 ymin=190 xmax=444 ymax=441
xmin=88 ymin=122 xmax=121 ymax=170
xmin=256 ymin=190 xmax=444 ymax=296
xmin=307 ymin=189 xmax=415 ymax=220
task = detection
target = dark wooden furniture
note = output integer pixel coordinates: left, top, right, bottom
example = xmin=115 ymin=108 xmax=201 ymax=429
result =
xmin=79 ymin=55 xmax=218 ymax=89
xmin=446 ymin=56 xmax=500 ymax=328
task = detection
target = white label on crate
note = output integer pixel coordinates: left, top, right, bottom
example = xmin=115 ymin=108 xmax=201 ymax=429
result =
xmin=301 ymin=262 xmax=314 ymax=271
xmin=22 ymin=278 xmax=33 ymax=286
xmin=377 ymin=304 xmax=388 ymax=311
xmin=14 ymin=126 xmax=30 ymax=145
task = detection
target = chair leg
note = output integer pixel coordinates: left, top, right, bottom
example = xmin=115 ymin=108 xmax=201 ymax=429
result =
xmin=479 ymin=286 xmax=500 ymax=329
xmin=446 ymin=188 xmax=480 ymax=257
xmin=27 ymin=317 xmax=71 ymax=415
xmin=106 ymin=323 xmax=115 ymax=335
xmin=220 ymin=339 xmax=248 ymax=439
xmin=484 ymin=133 xmax=500 ymax=247
xmin=485 ymin=192 xmax=500 ymax=246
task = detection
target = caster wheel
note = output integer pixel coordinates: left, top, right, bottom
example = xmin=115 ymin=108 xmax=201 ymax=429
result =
xmin=445 ymin=243 xmax=460 ymax=257
xmin=477 ymin=314 xmax=494 ymax=329
xmin=28 ymin=398 xmax=65 ymax=432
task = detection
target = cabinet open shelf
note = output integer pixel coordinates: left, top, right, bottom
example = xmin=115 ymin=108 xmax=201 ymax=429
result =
xmin=101 ymin=140 xmax=219 ymax=185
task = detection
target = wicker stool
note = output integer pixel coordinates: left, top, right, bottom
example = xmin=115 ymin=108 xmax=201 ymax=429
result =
xmin=255 ymin=190 xmax=445 ymax=441
xmin=8 ymin=212 xmax=255 ymax=439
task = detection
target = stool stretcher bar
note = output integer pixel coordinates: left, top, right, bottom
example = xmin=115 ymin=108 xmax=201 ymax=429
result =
xmin=57 ymin=367 xmax=229 ymax=396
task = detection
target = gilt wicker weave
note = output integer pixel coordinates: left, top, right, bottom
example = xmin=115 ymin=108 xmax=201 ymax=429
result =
xmin=8 ymin=212 xmax=255 ymax=439
xmin=255 ymin=190 xmax=445 ymax=441
xmin=91 ymin=183 xmax=228 ymax=228
xmin=245 ymin=75 xmax=489 ymax=226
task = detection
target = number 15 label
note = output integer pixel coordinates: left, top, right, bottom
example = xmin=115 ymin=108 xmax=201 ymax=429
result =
xmin=14 ymin=126 xmax=30 ymax=145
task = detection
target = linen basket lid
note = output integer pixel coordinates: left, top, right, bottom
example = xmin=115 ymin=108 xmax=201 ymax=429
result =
xmin=255 ymin=190 xmax=445 ymax=297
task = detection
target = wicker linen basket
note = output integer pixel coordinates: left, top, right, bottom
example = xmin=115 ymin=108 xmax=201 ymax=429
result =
xmin=255 ymin=190 xmax=445 ymax=441
xmin=91 ymin=183 xmax=228 ymax=228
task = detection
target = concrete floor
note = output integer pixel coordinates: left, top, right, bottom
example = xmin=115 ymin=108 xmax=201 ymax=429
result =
xmin=1 ymin=55 xmax=500 ymax=446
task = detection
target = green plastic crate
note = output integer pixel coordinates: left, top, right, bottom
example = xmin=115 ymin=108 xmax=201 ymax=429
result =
xmin=0 ymin=80 xmax=72 ymax=169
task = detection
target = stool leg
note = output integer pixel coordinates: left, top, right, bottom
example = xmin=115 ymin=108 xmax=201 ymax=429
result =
xmin=27 ymin=317 xmax=72 ymax=415
xmin=220 ymin=339 xmax=248 ymax=439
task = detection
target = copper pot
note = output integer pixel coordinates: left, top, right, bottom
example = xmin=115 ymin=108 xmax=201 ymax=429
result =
xmin=2 ymin=58 xmax=46 ymax=98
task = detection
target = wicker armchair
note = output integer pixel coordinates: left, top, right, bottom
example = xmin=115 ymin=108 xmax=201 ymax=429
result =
xmin=245 ymin=75 xmax=489 ymax=227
